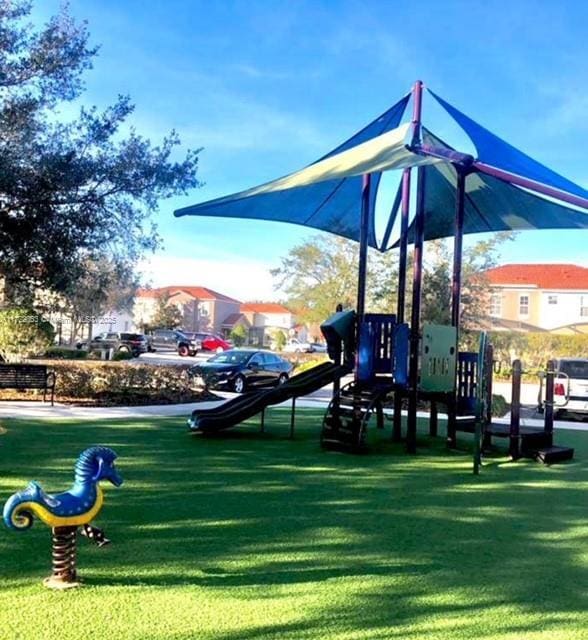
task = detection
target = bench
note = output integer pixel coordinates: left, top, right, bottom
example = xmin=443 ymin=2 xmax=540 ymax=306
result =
xmin=0 ymin=364 xmax=56 ymax=405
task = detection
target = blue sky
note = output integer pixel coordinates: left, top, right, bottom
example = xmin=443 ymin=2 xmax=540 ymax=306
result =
xmin=38 ymin=1 xmax=588 ymax=300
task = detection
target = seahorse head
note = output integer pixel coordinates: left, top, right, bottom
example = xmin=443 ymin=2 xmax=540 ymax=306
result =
xmin=74 ymin=446 xmax=123 ymax=487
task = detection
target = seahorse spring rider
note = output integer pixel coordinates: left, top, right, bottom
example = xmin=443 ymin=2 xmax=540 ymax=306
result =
xmin=3 ymin=446 xmax=123 ymax=589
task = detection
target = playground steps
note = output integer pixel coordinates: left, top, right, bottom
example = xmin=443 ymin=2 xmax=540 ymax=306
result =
xmin=484 ymin=423 xmax=574 ymax=463
xmin=534 ymin=446 xmax=575 ymax=464
xmin=321 ymin=380 xmax=394 ymax=452
xmin=321 ymin=405 xmax=367 ymax=453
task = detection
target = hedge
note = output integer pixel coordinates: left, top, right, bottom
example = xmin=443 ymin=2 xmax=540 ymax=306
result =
xmin=44 ymin=347 xmax=88 ymax=360
xmin=17 ymin=360 xmax=206 ymax=405
xmin=461 ymin=330 xmax=588 ymax=378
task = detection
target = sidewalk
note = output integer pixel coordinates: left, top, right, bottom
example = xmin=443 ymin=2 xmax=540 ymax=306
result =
xmin=0 ymin=397 xmax=587 ymax=431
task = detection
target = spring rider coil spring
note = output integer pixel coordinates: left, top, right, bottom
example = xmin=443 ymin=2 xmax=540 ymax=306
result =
xmin=3 ymin=446 xmax=123 ymax=589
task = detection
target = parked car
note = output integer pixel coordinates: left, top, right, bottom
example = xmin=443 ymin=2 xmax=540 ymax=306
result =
xmin=84 ymin=332 xmax=149 ymax=357
xmin=176 ymin=331 xmax=202 ymax=357
xmin=191 ymin=332 xmax=232 ymax=353
xmin=309 ymin=342 xmax=328 ymax=353
xmin=537 ymin=358 xmax=588 ymax=417
xmin=283 ymin=338 xmax=313 ymax=353
xmin=148 ymin=329 xmax=202 ymax=357
xmin=189 ymin=349 xmax=293 ymax=393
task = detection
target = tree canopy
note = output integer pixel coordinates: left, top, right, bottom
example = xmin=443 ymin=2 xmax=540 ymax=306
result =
xmin=0 ymin=2 xmax=200 ymax=303
xmin=272 ymin=232 xmax=513 ymax=328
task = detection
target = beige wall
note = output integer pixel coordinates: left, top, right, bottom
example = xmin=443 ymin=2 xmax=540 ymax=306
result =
xmin=492 ymin=288 xmax=541 ymax=327
xmin=210 ymin=299 xmax=241 ymax=333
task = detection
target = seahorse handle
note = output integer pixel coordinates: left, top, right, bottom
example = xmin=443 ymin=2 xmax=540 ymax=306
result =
xmin=3 ymin=497 xmax=34 ymax=530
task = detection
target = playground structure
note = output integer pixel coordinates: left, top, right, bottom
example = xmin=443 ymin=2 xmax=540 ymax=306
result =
xmin=178 ymin=81 xmax=587 ymax=468
xmin=3 ymin=446 xmax=122 ymax=588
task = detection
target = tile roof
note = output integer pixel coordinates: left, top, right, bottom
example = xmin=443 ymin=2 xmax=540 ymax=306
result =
xmin=486 ymin=264 xmax=588 ymax=290
xmin=136 ymin=286 xmax=241 ymax=303
xmin=241 ymin=302 xmax=291 ymax=314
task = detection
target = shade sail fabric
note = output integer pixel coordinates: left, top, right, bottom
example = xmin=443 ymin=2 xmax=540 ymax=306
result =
xmin=429 ymin=89 xmax=588 ymax=201
xmin=176 ymin=87 xmax=588 ymax=250
xmin=394 ymin=128 xmax=588 ymax=247
xmin=175 ymin=95 xmax=421 ymax=248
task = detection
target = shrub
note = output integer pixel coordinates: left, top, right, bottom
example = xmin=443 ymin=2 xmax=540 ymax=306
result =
xmin=45 ymin=347 xmax=87 ymax=360
xmin=491 ymin=394 xmax=509 ymax=417
xmin=272 ymin=330 xmax=287 ymax=351
xmin=461 ymin=330 xmax=588 ymax=380
xmin=230 ymin=324 xmax=248 ymax=347
xmin=292 ymin=358 xmax=328 ymax=375
xmin=0 ymin=308 xmax=54 ymax=362
xmin=112 ymin=351 xmax=133 ymax=361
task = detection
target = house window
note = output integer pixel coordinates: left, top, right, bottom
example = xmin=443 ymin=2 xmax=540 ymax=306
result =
xmin=489 ymin=293 xmax=501 ymax=317
xmin=519 ymin=295 xmax=529 ymax=316
xmin=548 ymin=295 xmax=558 ymax=305
xmin=581 ymin=296 xmax=588 ymax=317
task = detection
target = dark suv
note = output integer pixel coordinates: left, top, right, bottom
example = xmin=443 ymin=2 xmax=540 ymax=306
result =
xmin=87 ymin=332 xmax=148 ymax=357
xmin=149 ymin=329 xmax=202 ymax=357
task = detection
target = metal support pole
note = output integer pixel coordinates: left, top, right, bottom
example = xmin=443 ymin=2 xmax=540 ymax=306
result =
xmin=411 ymin=80 xmax=423 ymax=147
xmin=356 ymin=174 xmax=371 ymax=323
xmin=451 ymin=170 xmax=466 ymax=329
xmin=397 ymin=169 xmax=411 ymax=325
xmin=392 ymin=169 xmax=411 ymax=443
xmin=260 ymin=407 xmax=265 ymax=433
xmin=510 ymin=360 xmax=521 ymax=460
xmin=355 ymin=173 xmax=371 ymax=384
xmin=405 ymin=81 xmax=425 ymax=455
xmin=448 ymin=169 xmax=466 ymax=446
xmin=429 ymin=401 xmax=438 ymax=437
xmin=544 ymin=359 xmax=555 ymax=446
xmin=474 ymin=162 xmax=588 ymax=211
xmin=290 ymin=397 xmax=296 ymax=439
xmin=407 ymin=165 xmax=427 ymax=454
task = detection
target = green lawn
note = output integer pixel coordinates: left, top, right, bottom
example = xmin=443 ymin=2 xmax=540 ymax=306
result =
xmin=1 ymin=411 xmax=587 ymax=640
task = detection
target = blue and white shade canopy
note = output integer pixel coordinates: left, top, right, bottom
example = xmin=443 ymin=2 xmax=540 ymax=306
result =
xmin=175 ymin=86 xmax=588 ymax=251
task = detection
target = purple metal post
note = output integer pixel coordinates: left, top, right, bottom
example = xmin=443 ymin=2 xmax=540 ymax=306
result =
xmin=380 ymin=182 xmax=402 ymax=252
xmin=356 ymin=174 xmax=371 ymax=322
xmin=474 ymin=162 xmax=588 ymax=211
xmin=392 ymin=168 xmax=412 ymax=442
xmin=397 ymin=169 xmax=411 ymax=325
xmin=544 ymin=359 xmax=555 ymax=445
xmin=509 ymin=359 xmax=521 ymax=459
xmin=411 ymin=80 xmax=424 ymax=147
xmin=406 ymin=165 xmax=426 ymax=454
xmin=405 ymin=80 xmax=425 ymax=454
xmin=354 ymin=173 xmax=371 ymax=385
xmin=451 ymin=170 xmax=466 ymax=328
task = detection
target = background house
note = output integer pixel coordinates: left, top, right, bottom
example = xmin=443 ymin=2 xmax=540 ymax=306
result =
xmin=485 ymin=264 xmax=588 ymax=333
xmin=241 ymin=302 xmax=294 ymax=346
xmin=135 ymin=286 xmax=241 ymax=334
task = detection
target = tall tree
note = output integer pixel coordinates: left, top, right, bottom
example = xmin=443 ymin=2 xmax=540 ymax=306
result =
xmin=271 ymin=235 xmax=399 ymax=324
xmin=33 ymin=257 xmax=139 ymax=343
xmin=421 ymin=233 xmax=515 ymax=328
xmin=0 ymin=2 xmax=200 ymax=303
xmin=273 ymin=232 xmax=514 ymax=328
xmin=151 ymin=293 xmax=183 ymax=330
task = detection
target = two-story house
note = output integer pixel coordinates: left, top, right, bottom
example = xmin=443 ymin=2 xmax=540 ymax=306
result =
xmin=485 ymin=264 xmax=588 ymax=333
xmin=135 ymin=286 xmax=241 ymax=334
xmin=240 ymin=302 xmax=294 ymax=346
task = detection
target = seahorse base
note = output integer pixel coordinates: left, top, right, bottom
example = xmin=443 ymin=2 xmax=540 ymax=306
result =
xmin=43 ymin=526 xmax=82 ymax=590
xmin=43 ymin=575 xmax=81 ymax=589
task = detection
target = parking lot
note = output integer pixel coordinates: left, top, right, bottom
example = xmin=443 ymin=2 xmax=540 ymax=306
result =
xmin=137 ymin=349 xmax=212 ymax=366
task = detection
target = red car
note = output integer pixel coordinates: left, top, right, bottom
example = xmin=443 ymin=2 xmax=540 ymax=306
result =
xmin=193 ymin=333 xmax=232 ymax=353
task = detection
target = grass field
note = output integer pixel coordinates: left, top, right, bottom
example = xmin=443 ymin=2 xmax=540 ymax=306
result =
xmin=0 ymin=410 xmax=587 ymax=640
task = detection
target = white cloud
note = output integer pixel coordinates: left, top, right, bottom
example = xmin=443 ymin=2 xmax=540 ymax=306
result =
xmin=138 ymin=255 xmax=282 ymax=302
